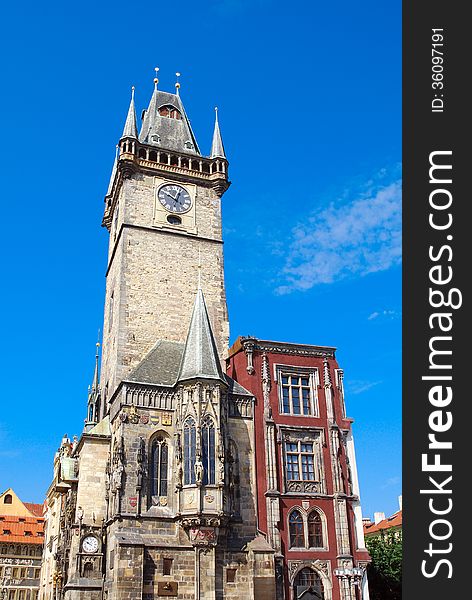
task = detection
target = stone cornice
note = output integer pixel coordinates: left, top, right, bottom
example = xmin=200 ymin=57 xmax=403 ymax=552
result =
xmin=236 ymin=336 xmax=336 ymax=359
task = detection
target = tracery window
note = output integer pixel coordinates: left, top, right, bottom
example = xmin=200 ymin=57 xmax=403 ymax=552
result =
xmin=150 ymin=435 xmax=168 ymax=498
xmin=308 ymin=511 xmax=323 ymax=548
xmin=183 ymin=418 xmax=196 ymax=485
xmin=201 ymin=416 xmax=216 ymax=485
xmin=289 ymin=510 xmax=304 ymax=548
xmin=294 ymin=568 xmax=324 ymax=599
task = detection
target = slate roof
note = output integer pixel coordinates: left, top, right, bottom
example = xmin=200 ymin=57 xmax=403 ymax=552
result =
xmin=139 ymin=88 xmax=201 ymax=155
xmin=127 ymin=340 xmax=185 ymax=387
xmin=122 ymin=88 xmax=138 ymax=139
xmin=125 ymin=290 xmax=253 ymax=396
xmin=178 ymin=289 xmax=225 ymax=383
xmin=210 ymin=109 xmax=226 ymax=159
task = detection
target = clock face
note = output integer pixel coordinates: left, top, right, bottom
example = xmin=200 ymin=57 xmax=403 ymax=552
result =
xmin=82 ymin=535 xmax=99 ymax=554
xmin=158 ymin=184 xmax=192 ymax=214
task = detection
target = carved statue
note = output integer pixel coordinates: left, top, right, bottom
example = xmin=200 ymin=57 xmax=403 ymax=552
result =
xmin=194 ymin=457 xmax=204 ymax=485
xmin=112 ymin=461 xmax=124 ymax=490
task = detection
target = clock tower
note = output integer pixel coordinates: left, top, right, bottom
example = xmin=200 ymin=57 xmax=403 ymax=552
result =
xmin=100 ymin=76 xmax=230 ymax=407
xmin=40 ymin=75 xmax=277 ymax=600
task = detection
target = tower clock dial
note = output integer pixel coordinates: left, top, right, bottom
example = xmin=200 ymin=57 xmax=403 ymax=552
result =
xmin=82 ymin=535 xmax=99 ymax=554
xmin=158 ymin=184 xmax=192 ymax=214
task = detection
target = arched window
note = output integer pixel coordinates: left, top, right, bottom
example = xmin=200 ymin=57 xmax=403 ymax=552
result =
xmin=307 ymin=511 xmax=323 ymax=548
xmin=294 ymin=568 xmax=324 ymax=599
xmin=150 ymin=435 xmax=168 ymax=498
xmin=201 ymin=416 xmax=216 ymax=485
xmin=289 ymin=510 xmax=304 ymax=548
xmin=4 ymin=494 xmax=12 ymax=504
xmin=184 ymin=418 xmax=196 ymax=485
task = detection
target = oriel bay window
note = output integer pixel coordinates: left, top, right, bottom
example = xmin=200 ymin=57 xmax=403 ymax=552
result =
xmin=150 ymin=435 xmax=168 ymax=498
xmin=184 ymin=418 xmax=196 ymax=485
xmin=201 ymin=416 xmax=216 ymax=485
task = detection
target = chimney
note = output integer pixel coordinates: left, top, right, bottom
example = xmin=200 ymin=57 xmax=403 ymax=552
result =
xmin=398 ymin=495 xmax=402 ymax=510
xmin=374 ymin=512 xmax=385 ymax=525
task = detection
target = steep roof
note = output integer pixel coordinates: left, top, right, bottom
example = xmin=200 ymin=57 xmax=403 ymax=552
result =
xmin=126 ymin=340 xmax=185 ymax=387
xmin=139 ymin=88 xmax=200 ymax=155
xmin=122 ymin=87 xmax=138 ymax=138
xmin=210 ymin=108 xmax=226 ymax=159
xmin=178 ymin=289 xmax=225 ymax=383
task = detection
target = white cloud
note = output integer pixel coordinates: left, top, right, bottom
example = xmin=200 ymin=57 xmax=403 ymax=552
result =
xmin=368 ymin=309 xmax=400 ymax=321
xmin=277 ymin=177 xmax=401 ymax=293
xmin=346 ymin=380 xmax=382 ymax=395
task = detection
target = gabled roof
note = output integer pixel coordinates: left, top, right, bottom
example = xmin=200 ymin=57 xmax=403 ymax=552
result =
xmin=178 ymin=289 xmax=225 ymax=383
xmin=139 ymin=88 xmax=201 ymax=155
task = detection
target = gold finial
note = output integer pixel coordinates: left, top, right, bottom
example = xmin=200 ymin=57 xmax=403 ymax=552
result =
xmin=154 ymin=66 xmax=159 ymax=89
xmin=131 ymin=85 xmax=135 ymax=99
xmin=175 ymin=72 xmax=181 ymax=95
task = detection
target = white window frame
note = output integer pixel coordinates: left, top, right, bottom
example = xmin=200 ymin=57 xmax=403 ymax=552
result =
xmin=274 ymin=364 xmax=319 ymax=417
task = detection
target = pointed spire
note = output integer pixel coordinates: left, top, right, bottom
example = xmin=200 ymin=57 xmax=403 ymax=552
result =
xmin=210 ymin=107 xmax=226 ymax=159
xmin=91 ymin=336 xmax=100 ymax=392
xmin=178 ymin=289 xmax=225 ymax=383
xmin=85 ymin=337 xmax=101 ymax=430
xmin=121 ymin=86 xmax=137 ymax=139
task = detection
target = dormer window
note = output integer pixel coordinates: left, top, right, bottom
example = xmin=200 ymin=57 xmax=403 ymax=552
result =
xmin=158 ymin=105 xmax=182 ymax=120
xmin=151 ymin=134 xmax=161 ymax=143
xmin=184 ymin=141 xmax=194 ymax=150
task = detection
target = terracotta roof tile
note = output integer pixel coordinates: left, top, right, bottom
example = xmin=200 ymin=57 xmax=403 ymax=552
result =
xmin=0 ymin=514 xmax=44 ymax=544
xmin=364 ymin=510 xmax=402 ymax=535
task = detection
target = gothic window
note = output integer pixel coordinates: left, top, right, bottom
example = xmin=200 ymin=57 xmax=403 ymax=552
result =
xmin=289 ymin=510 xmax=304 ymax=548
xmin=201 ymin=416 xmax=216 ymax=485
xmin=158 ymin=105 xmax=182 ymax=120
xmin=150 ymin=436 xmax=168 ymax=498
xmin=307 ymin=511 xmax=323 ymax=548
xmin=184 ymin=418 xmax=196 ymax=485
xmin=281 ymin=374 xmax=313 ymax=415
xmin=294 ymin=568 xmax=324 ymax=599
xmin=285 ymin=441 xmax=316 ymax=481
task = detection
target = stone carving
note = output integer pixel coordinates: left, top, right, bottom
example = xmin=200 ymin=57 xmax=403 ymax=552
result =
xmin=194 ymin=457 xmax=204 ymax=486
xmin=189 ymin=527 xmax=218 ymax=546
xmin=286 ymin=480 xmax=320 ymax=494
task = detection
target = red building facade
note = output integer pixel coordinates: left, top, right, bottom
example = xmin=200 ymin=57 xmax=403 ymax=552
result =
xmin=227 ymin=337 xmax=370 ymax=600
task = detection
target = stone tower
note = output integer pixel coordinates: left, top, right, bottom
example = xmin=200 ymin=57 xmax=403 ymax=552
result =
xmin=100 ymin=79 xmax=230 ymax=405
xmin=40 ymin=78 xmax=276 ymax=600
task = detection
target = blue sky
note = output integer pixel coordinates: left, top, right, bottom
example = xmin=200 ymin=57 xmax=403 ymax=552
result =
xmin=0 ymin=0 xmax=401 ymax=519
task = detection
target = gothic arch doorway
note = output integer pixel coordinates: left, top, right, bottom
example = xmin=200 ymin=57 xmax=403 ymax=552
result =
xmin=294 ymin=568 xmax=325 ymax=600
